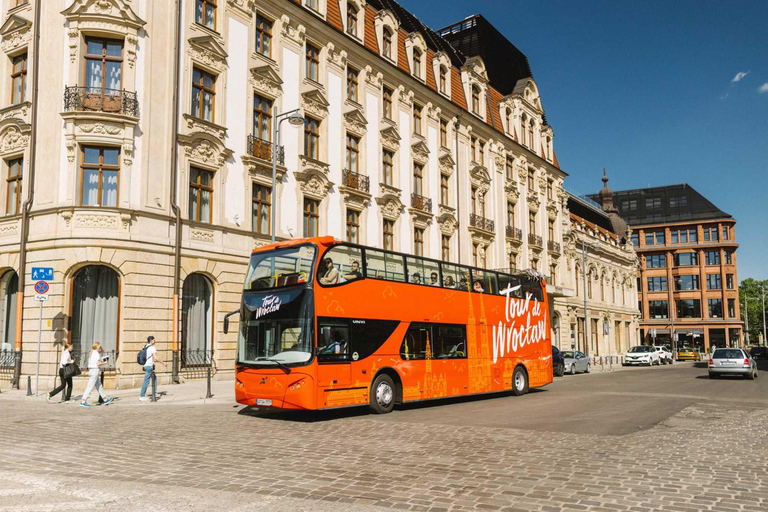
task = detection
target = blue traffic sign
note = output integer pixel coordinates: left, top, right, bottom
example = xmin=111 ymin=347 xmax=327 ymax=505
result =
xmin=34 ymin=281 xmax=49 ymax=294
xmin=31 ymin=267 xmax=53 ymax=281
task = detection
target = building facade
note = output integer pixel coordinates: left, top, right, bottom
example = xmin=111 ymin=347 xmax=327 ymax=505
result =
xmin=0 ymin=0 xmax=572 ymax=390
xmin=598 ymin=184 xmax=742 ymax=352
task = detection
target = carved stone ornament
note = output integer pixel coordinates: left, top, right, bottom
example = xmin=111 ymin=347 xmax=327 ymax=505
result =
xmin=364 ymin=65 xmax=383 ymax=88
xmin=280 ymin=15 xmax=306 ymax=47
xmin=122 ymin=143 xmax=133 ymax=166
xmin=343 ymin=108 xmax=368 ymax=136
xmin=341 ymin=187 xmax=371 ymax=209
xmin=397 ymin=86 xmax=414 ymax=109
xmin=78 ymin=122 xmax=122 ymax=135
xmin=437 ymin=207 xmax=457 ymax=236
xmin=66 ymin=139 xmax=76 ymax=163
xmin=517 ymin=166 xmax=529 ymax=182
xmin=426 ymin=103 xmax=441 ymax=121
xmin=227 ymin=0 xmax=255 ymax=20
xmin=181 ymin=135 xmax=233 ymax=168
xmin=325 ymin=42 xmax=347 ymax=70
xmin=411 ymin=140 xmax=429 ymax=164
xmin=380 ymin=125 xmax=400 ymax=152
xmin=0 ymin=102 xmax=30 ymax=124
xmin=546 ymin=200 xmax=558 ymax=219
xmin=120 ymin=212 xmax=132 ymax=229
xmin=191 ymin=227 xmax=215 ymax=243
xmin=126 ymin=35 xmax=138 ymax=68
xmin=188 ymin=35 xmax=228 ymax=73
xmin=183 ymin=114 xmax=227 ymax=141
xmin=469 ymin=163 xmax=491 ymax=186
xmin=528 ymin=191 xmax=540 ymax=211
xmin=251 ymin=65 xmax=283 ymax=99
xmin=376 ymin=195 xmax=405 ymax=221
xmin=439 ymin=152 xmax=455 ymax=176
xmin=74 ymin=213 xmax=119 ymax=229
xmin=505 ymin=180 xmax=520 ymax=202
xmin=378 ymin=182 xmax=401 ymax=199
xmin=0 ymin=219 xmax=19 ymax=237
xmin=0 ymin=15 xmax=32 ymax=54
xmin=296 ymin=169 xmax=333 ymax=200
xmin=409 ymin=206 xmax=433 ymax=229
xmin=0 ymin=126 xmax=30 ymax=153
xmin=301 ymin=89 xmax=330 ymax=119
xmin=243 ymin=155 xmax=286 ymax=185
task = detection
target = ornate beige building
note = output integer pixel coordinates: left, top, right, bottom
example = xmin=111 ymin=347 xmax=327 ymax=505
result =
xmin=0 ymin=0 xmax=574 ymax=390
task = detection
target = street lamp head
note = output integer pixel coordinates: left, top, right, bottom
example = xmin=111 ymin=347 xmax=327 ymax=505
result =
xmin=287 ymin=112 xmax=304 ymax=126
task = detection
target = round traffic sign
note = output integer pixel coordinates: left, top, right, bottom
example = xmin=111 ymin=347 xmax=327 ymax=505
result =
xmin=34 ymin=281 xmax=49 ymax=294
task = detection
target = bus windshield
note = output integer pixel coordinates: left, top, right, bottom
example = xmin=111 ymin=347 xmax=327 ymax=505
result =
xmin=244 ymin=244 xmax=316 ymax=290
xmin=237 ymin=288 xmax=314 ymax=366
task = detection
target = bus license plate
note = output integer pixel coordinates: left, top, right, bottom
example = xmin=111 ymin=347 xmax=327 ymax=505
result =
xmin=256 ymin=398 xmax=272 ymax=406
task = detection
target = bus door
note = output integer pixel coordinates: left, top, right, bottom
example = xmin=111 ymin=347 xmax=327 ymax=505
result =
xmin=317 ymin=319 xmax=351 ymax=387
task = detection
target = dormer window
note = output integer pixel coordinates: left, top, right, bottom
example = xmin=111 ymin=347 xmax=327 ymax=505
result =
xmin=305 ymin=42 xmax=320 ymax=82
xmin=439 ymin=66 xmax=447 ymax=94
xmin=346 ymin=4 xmax=358 ymax=37
xmin=305 ymin=0 xmax=319 ymax=11
xmin=413 ymin=49 xmax=422 ymax=79
xmin=195 ymin=0 xmax=216 ymax=30
xmin=471 ymin=86 xmax=480 ymax=115
xmin=383 ymin=29 xmax=393 ymax=60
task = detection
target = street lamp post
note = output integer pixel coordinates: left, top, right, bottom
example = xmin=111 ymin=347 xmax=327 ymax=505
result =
xmin=582 ymin=239 xmax=599 ymax=358
xmin=271 ymin=107 xmax=304 ymax=244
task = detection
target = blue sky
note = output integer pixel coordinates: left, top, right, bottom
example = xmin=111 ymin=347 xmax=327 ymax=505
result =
xmin=400 ymin=0 xmax=768 ymax=280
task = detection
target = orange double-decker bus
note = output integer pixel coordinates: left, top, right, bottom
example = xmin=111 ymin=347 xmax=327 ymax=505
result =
xmin=228 ymin=236 xmax=552 ymax=414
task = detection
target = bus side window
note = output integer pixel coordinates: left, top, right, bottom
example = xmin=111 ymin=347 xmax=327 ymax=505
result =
xmin=521 ymin=277 xmax=544 ymax=301
xmin=400 ymin=323 xmax=430 ymax=360
xmin=365 ymin=249 xmax=405 ymax=283
xmin=433 ymin=324 xmax=467 ymax=359
xmin=498 ymin=274 xmax=522 ymax=298
xmin=481 ymin=271 xmax=498 ymax=295
xmin=318 ymin=245 xmax=363 ymax=286
xmin=317 ymin=319 xmax=350 ymax=361
xmin=405 ymin=256 xmax=440 ymax=286
xmin=442 ymin=263 xmax=471 ymax=291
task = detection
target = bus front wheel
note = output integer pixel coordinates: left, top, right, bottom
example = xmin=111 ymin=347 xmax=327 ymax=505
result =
xmin=511 ymin=366 xmax=529 ymax=396
xmin=369 ymin=374 xmax=395 ymax=414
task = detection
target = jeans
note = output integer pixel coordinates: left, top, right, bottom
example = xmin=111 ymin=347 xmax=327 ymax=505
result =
xmin=82 ymin=368 xmax=106 ymax=403
xmin=49 ymin=367 xmax=73 ymax=401
xmin=140 ymin=365 xmax=156 ymax=397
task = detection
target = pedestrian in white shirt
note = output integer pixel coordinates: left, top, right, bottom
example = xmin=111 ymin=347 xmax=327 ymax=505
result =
xmin=47 ymin=342 xmax=75 ymax=403
xmin=140 ymin=336 xmax=167 ymax=401
xmin=80 ymin=342 xmax=113 ymax=407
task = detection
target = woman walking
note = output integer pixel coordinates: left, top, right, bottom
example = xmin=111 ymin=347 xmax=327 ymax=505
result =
xmin=47 ymin=342 xmax=75 ymax=403
xmin=80 ymin=342 xmax=113 ymax=407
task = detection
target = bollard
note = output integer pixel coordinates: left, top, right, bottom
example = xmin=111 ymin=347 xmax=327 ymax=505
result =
xmin=205 ymin=367 xmax=213 ymax=399
xmin=26 ymin=375 xmax=32 ymax=396
xmin=151 ymin=368 xmax=157 ymax=402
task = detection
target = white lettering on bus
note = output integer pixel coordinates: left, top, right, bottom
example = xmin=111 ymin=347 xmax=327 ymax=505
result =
xmin=254 ymin=294 xmax=282 ymax=320
xmin=492 ymin=285 xmax=547 ymax=363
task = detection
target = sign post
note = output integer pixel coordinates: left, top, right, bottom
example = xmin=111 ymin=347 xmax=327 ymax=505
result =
xmin=31 ymin=270 xmax=52 ymax=396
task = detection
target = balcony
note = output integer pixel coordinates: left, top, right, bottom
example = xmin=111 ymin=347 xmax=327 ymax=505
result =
xmin=411 ymin=193 xmax=432 ymax=212
xmin=548 ymin=240 xmax=561 ymax=253
xmin=528 ymin=233 xmax=543 ymax=248
xmin=469 ymin=213 xmax=494 ymax=232
xmin=63 ymin=86 xmax=139 ymax=117
xmin=247 ymin=135 xmax=284 ymax=165
xmin=342 ymin=169 xmax=369 ymax=193
xmin=506 ymin=226 xmax=522 ymax=241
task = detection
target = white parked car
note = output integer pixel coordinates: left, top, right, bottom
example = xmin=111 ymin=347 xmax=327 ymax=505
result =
xmin=623 ymin=345 xmax=661 ymax=366
xmin=654 ymin=346 xmax=674 ymax=365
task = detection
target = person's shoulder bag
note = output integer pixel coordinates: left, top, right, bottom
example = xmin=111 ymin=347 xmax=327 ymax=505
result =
xmin=62 ymin=361 xmax=81 ymax=379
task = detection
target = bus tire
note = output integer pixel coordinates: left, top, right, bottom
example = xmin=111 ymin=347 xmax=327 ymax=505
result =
xmin=511 ymin=366 xmax=529 ymax=396
xmin=369 ymin=373 xmax=395 ymax=414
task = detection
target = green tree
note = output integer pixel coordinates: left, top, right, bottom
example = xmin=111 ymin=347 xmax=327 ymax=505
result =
xmin=739 ymin=278 xmax=768 ymax=345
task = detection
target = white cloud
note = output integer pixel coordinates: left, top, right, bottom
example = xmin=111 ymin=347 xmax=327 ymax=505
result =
xmin=760 ymin=83 xmax=768 ymax=93
xmin=732 ymin=71 xmax=750 ymax=82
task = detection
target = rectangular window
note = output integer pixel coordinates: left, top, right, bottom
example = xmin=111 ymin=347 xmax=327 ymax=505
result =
xmin=346 ymin=209 xmax=360 ymax=243
xmin=303 ymin=198 xmax=319 ymax=237
xmin=85 ymin=37 xmax=123 ymax=93
xmin=383 ymin=30 xmax=392 ymax=59
xmin=305 ymin=42 xmax=320 ymax=82
xmin=527 ymin=170 xmax=535 ymax=190
xmin=676 ymin=299 xmax=701 ymax=319
xmin=5 ymin=158 xmax=22 ymax=215
xmin=548 ymin=219 xmax=554 ymax=241
xmin=506 ymin=158 xmax=514 ymax=181
xmin=441 ymin=235 xmax=450 ymax=262
xmin=252 ymin=94 xmax=272 ymax=142
xmin=725 ymin=250 xmax=733 ymax=265
xmin=648 ymin=300 xmax=668 ymax=319
xmin=726 ymin=274 xmax=734 ymax=289
xmin=507 ymin=202 xmax=515 ymax=228
xmin=674 ymin=252 xmax=698 ymax=267
xmin=413 ymin=104 xmax=422 ymax=135
xmin=195 ymin=0 xmax=217 ymax=29
xmin=529 ymin=212 xmax=536 ymax=235
xmin=383 ymin=87 xmax=393 ymax=119
xmin=728 ymin=298 xmax=735 ymax=318
xmin=708 ymin=298 xmax=723 ymax=318
xmin=255 ymin=14 xmax=273 ymax=57
xmin=188 ymin=166 xmax=213 ymax=223
xmin=251 ymin=183 xmax=271 ymax=235
xmin=345 ymin=134 xmax=359 ymax=172
xmin=413 ymin=164 xmax=423 ymax=196
xmin=655 ymin=232 xmax=664 ymax=245
xmin=304 ymin=0 xmax=318 ymax=11
xmin=645 ymin=197 xmax=661 ymax=210
xmin=671 ymin=231 xmax=678 ymax=244
xmin=346 ymin=4 xmax=358 ymax=37
xmin=191 ymin=67 xmax=215 ymax=122
xmin=10 ymin=53 xmax=27 ymax=104
xmin=478 ymin=140 xmax=484 ymax=165
xmin=440 ymin=174 xmax=449 ymax=205
xmin=703 ymin=226 xmax=718 ymax=242
xmin=303 ymin=117 xmax=320 ymax=159
xmin=414 ymin=228 xmax=424 ymax=257
xmin=383 ymin=219 xmax=394 ymax=250
xmin=675 ymin=274 xmax=699 ymax=291
xmin=346 ymin=66 xmax=359 ymax=102
xmin=413 ymin=50 xmax=422 ymax=79
xmin=646 ymin=254 xmax=666 ymax=268
xmin=706 ymin=274 xmax=722 ymax=290
xmin=630 ymin=232 xmax=639 ymax=246
xmin=81 ymin=147 xmax=119 ymax=207
xmin=400 ymin=323 xmax=467 ymax=361
xmin=547 ymin=180 xmax=553 ymax=200
xmin=439 ymin=118 xmax=448 ymax=147
xmin=621 ymin=200 xmax=637 ymax=211
xmin=722 ymin=226 xmax=729 ymax=240
xmin=382 ymin=150 xmax=393 ymax=186
xmin=647 ymin=276 xmax=667 ymax=292
xmin=645 ymin=232 xmax=654 ymax=245
xmin=689 ymin=228 xmax=697 ymax=242
xmin=705 ymin=250 xmax=720 ymax=266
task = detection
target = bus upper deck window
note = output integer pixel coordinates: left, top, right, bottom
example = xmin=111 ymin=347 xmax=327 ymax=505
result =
xmin=318 ymin=245 xmax=363 ymax=286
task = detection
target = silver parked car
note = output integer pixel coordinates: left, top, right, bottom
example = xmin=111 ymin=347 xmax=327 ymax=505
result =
xmin=561 ymin=350 xmax=590 ymax=375
xmin=708 ymin=348 xmax=759 ymax=380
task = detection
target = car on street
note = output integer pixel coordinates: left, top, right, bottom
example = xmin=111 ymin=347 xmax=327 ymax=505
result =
xmin=654 ymin=346 xmax=674 ymax=365
xmin=749 ymin=346 xmax=768 ymax=360
xmin=708 ymin=348 xmax=759 ymax=380
xmin=676 ymin=347 xmax=702 ymax=361
xmin=623 ymin=345 xmax=660 ymax=366
xmin=561 ymin=350 xmax=590 ymax=374
xmin=552 ymin=346 xmax=565 ymax=377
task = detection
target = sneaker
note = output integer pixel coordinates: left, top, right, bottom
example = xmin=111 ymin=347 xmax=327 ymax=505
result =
xmin=46 ymin=393 xmax=51 ymax=403
xmin=139 ymin=396 xmax=150 ymax=401
xmin=103 ymin=398 xmax=114 ymax=404
xmin=80 ymin=402 xmax=90 ymax=408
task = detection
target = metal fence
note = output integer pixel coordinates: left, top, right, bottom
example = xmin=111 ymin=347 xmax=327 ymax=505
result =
xmin=180 ymin=349 xmax=215 ymax=380
xmin=63 ymin=86 xmax=139 ymax=117
xmin=342 ymin=169 xmax=370 ymax=193
xmin=0 ymin=350 xmax=14 ymax=381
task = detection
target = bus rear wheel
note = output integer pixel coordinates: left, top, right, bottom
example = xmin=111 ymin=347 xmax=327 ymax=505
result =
xmin=369 ymin=373 xmax=395 ymax=414
xmin=511 ymin=366 xmax=529 ymax=396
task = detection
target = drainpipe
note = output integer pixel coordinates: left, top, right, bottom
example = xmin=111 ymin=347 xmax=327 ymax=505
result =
xmin=169 ymin=0 xmax=183 ymax=384
xmin=12 ymin=0 xmax=43 ymax=389
xmin=453 ymin=116 xmax=461 ymax=265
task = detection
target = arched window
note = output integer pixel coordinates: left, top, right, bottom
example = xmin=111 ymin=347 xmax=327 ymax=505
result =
xmin=471 ymin=86 xmax=480 ymax=114
xmin=382 ymin=28 xmax=392 ymax=59
xmin=527 ymin=121 xmax=534 ymax=150
xmin=0 ymin=271 xmax=18 ymax=352
xmin=587 ymin=270 xmax=593 ymax=299
xmin=600 ymin=276 xmax=605 ymax=301
xmin=71 ymin=266 xmax=119 ymax=359
xmin=520 ymin=114 xmax=528 ymax=146
xmin=412 ymin=49 xmax=421 ymax=79
xmin=439 ymin=65 xmax=447 ymax=93
xmin=182 ymin=273 xmax=213 ymax=365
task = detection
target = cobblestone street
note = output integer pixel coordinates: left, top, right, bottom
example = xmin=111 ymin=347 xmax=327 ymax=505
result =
xmin=1 ymin=362 xmax=767 ymax=511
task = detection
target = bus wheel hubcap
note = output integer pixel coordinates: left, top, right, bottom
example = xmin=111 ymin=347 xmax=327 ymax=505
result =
xmin=377 ymin=383 xmax=393 ymax=407
xmin=514 ymin=373 xmax=524 ymax=390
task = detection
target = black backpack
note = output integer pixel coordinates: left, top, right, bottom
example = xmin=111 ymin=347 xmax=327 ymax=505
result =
xmin=136 ymin=345 xmax=150 ymax=366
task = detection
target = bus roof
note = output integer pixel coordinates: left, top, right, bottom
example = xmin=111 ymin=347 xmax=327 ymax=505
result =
xmin=251 ymin=236 xmax=337 ymax=255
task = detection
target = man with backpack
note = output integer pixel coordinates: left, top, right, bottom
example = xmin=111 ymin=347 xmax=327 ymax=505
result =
xmin=138 ymin=336 xmax=167 ymax=401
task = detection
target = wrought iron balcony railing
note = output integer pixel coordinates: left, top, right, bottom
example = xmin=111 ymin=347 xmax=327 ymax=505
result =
xmin=411 ymin=193 xmax=432 ymax=212
xmin=63 ymin=86 xmax=139 ymax=117
xmin=247 ymin=135 xmax=284 ymax=165
xmin=528 ymin=234 xmax=543 ymax=247
xmin=342 ymin=169 xmax=370 ymax=193
xmin=548 ymin=240 xmax=561 ymax=253
xmin=506 ymin=226 xmax=522 ymax=240
xmin=469 ymin=213 xmax=494 ymax=232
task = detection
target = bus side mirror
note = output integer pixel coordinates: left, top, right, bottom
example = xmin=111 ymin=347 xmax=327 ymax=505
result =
xmin=223 ymin=309 xmax=240 ymax=334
